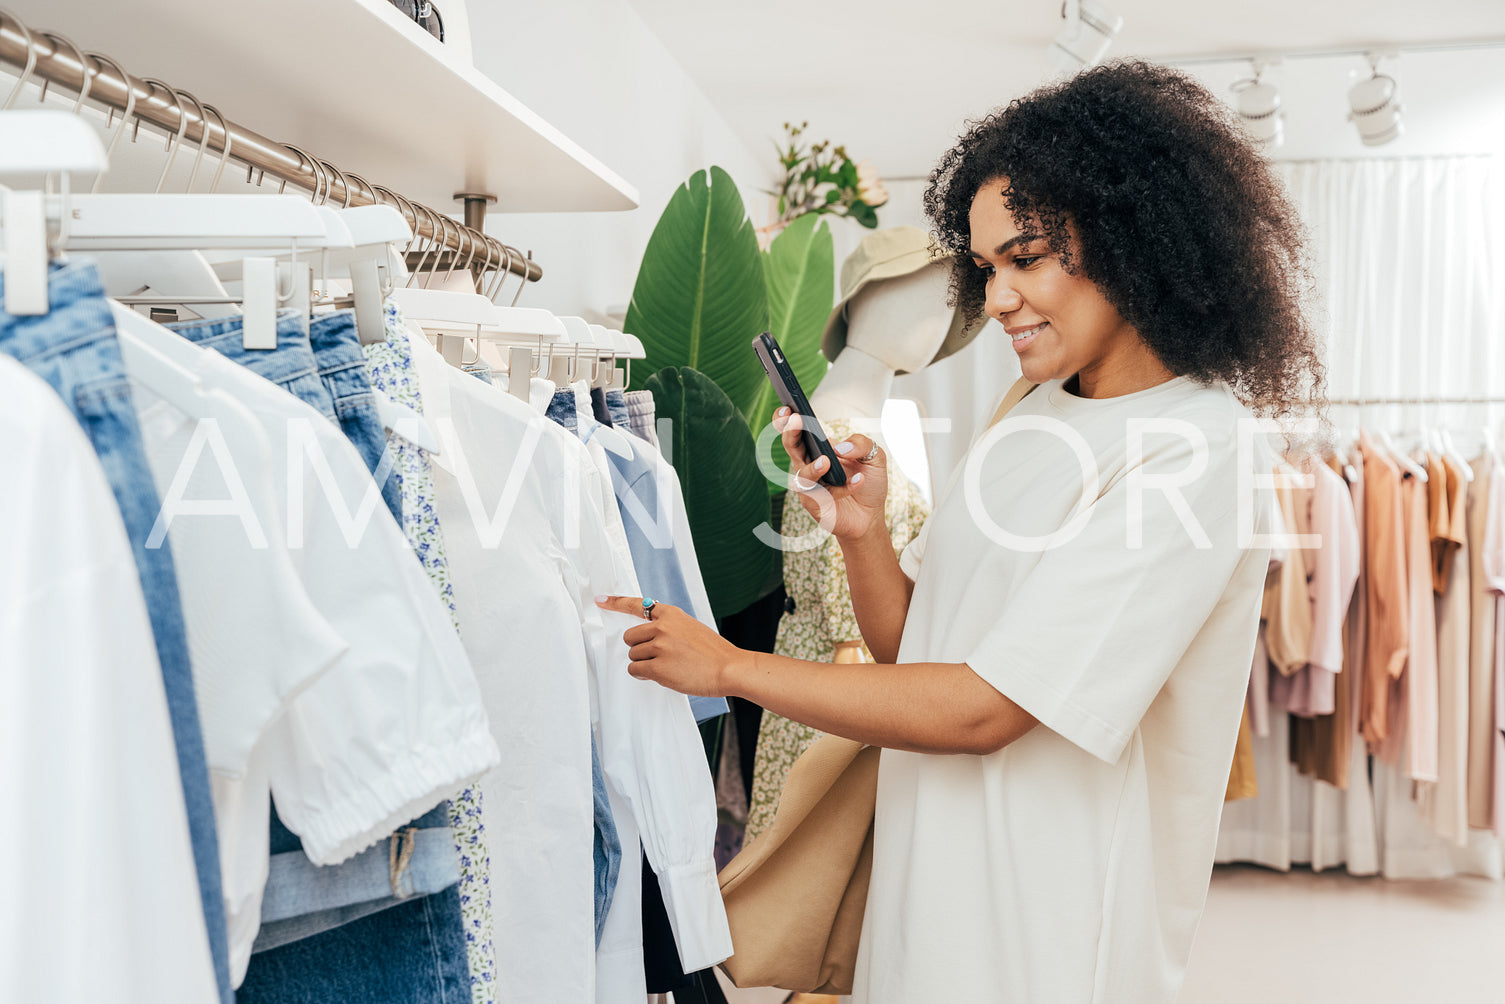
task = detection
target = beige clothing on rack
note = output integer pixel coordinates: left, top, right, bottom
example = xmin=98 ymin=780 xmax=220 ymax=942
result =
xmin=1380 ymin=469 xmax=1439 ymax=781
xmin=1418 ymin=454 xmax=1471 ymax=844
xmin=1430 ymin=452 xmax=1466 ymax=593
xmin=1484 ymin=459 xmax=1505 ymax=836
xmin=1263 ymin=476 xmax=1314 ymax=677
xmin=1359 ymin=433 xmax=1409 ymax=748
xmin=1465 ymin=453 xmax=1496 ymax=831
xmin=1225 ymin=708 xmax=1259 ymax=801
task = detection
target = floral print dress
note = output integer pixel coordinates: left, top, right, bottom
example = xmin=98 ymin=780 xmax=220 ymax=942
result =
xmin=364 ymin=300 xmax=497 ymax=1004
xmin=745 ymin=419 xmax=931 ymax=842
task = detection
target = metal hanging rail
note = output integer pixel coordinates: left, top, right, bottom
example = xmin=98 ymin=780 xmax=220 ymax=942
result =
xmin=1327 ymin=396 xmax=1505 ymax=406
xmin=0 ymin=8 xmax=542 ymax=285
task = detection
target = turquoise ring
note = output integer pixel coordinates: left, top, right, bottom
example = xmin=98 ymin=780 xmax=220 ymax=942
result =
xmin=642 ymin=597 xmax=657 ymax=618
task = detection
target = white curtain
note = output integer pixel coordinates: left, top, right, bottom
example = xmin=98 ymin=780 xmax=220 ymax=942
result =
xmin=1281 ymin=156 xmax=1505 ymax=429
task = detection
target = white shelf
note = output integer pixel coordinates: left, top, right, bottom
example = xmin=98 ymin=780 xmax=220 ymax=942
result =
xmin=6 ymin=0 xmax=638 ymax=213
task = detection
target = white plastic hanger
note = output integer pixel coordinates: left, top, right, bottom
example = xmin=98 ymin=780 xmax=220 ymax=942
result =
xmin=111 ymin=303 xmax=278 ymax=499
xmin=1376 ymin=428 xmax=1427 ymax=482
xmin=557 ymin=316 xmax=601 ymax=386
xmin=0 ymin=110 xmax=109 ymax=314
xmin=477 ymin=307 xmax=565 ymax=402
xmin=391 ymin=287 xmax=501 ymax=366
xmin=587 ymin=323 xmax=620 ymax=390
xmin=1439 ymin=427 xmax=1475 ymax=482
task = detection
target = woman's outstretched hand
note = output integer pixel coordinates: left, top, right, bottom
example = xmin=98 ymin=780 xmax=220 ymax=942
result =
xmin=776 ymin=407 xmax=889 ymax=542
xmin=595 ymin=595 xmax=746 ymax=697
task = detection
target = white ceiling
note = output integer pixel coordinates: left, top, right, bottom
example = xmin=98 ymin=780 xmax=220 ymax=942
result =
xmin=629 ymin=0 xmax=1505 ymax=179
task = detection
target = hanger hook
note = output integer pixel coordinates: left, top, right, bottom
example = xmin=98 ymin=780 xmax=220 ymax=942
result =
xmin=345 ymin=171 xmax=378 ymax=208
xmin=494 ymin=245 xmax=517 ymax=303
xmin=371 ymin=183 xmax=409 ymax=228
xmin=171 ymin=88 xmax=212 ymax=192
xmin=440 ymin=214 xmax=462 ymax=283
xmin=383 ymin=189 xmax=427 ymax=287
xmin=38 ymin=32 xmax=92 ymax=113
xmin=198 ymin=102 xmax=233 ymax=194
xmin=444 ymin=216 xmax=473 ymax=284
xmin=456 ymin=222 xmax=480 ymax=288
xmin=310 ymin=154 xmax=330 ymax=205
xmin=317 ymin=158 xmax=346 ymax=208
xmin=283 ymin=144 xmax=324 ymax=203
xmin=329 ymin=161 xmax=354 ymax=209
xmin=493 ymin=245 xmax=519 ymax=303
xmin=139 ymin=78 xmax=185 ymax=193
xmin=511 ymin=249 xmax=532 ymax=307
xmin=437 ymin=213 xmax=464 ymax=283
xmin=84 ymin=53 xmax=134 ymax=193
xmin=2 ymin=15 xmax=38 ymax=110
xmin=411 ymin=204 xmax=443 ymax=283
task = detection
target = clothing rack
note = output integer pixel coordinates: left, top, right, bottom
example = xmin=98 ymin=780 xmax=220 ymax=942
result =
xmin=0 ymin=8 xmax=541 ymax=286
xmin=1327 ymin=396 xmax=1505 ymax=406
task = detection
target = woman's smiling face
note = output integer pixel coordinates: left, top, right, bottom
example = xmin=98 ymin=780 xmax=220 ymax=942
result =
xmin=968 ymin=177 xmax=1160 ymax=397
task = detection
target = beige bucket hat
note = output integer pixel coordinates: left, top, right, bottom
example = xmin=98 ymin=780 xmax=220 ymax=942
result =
xmin=820 ymin=225 xmax=987 ymax=374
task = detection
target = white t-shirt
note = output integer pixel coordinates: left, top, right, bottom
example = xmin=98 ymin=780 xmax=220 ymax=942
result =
xmin=856 ymin=376 xmax=1272 ymax=1004
xmin=0 ymin=356 xmax=219 ymax=1003
xmin=130 ymin=337 xmax=498 ymax=983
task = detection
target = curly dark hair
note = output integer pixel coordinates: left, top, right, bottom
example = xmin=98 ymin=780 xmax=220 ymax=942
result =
xmin=925 ymin=60 xmax=1324 ymax=419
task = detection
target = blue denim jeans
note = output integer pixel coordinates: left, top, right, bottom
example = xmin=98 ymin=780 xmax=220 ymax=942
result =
xmin=604 ymin=388 xmax=631 ymax=431
xmin=166 ymin=310 xmax=333 ymax=419
xmin=254 ymin=804 xmax=458 ymax=952
xmin=545 ymin=387 xmax=577 ymax=431
xmin=236 ymin=884 xmax=471 ymax=1004
xmin=0 ymin=260 xmax=233 ymax=1004
xmin=308 ymin=311 xmax=402 ymax=523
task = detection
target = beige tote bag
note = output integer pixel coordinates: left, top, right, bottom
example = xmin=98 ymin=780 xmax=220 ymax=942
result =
xmin=717 ymin=376 xmax=1038 ymax=994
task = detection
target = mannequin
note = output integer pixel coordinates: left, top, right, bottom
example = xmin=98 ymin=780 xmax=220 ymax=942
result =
xmin=745 ymin=257 xmax=960 ymax=843
xmin=807 ymin=263 xmax=954 ymax=421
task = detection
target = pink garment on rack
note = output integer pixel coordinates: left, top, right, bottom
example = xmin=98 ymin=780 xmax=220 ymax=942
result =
xmin=1246 ymin=508 xmax=1287 ymax=740
xmin=1485 ymin=460 xmax=1505 ymax=836
xmin=1271 ymin=461 xmax=1361 ymax=718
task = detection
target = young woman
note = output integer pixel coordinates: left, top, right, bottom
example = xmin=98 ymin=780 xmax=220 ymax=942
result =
xmin=599 ymin=61 xmax=1324 ymax=1003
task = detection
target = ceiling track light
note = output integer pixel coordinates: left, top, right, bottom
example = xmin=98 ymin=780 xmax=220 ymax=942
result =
xmin=1231 ymin=60 xmax=1284 ymax=149
xmin=1048 ymin=0 xmax=1124 ymax=74
xmin=1348 ymin=52 xmax=1404 ymax=146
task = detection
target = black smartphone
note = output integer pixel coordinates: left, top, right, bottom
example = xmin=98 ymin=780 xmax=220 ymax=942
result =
xmin=752 ymin=331 xmax=848 ymax=488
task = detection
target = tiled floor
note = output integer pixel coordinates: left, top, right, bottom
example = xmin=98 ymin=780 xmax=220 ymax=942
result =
xmin=713 ymin=864 xmax=1505 ymax=1003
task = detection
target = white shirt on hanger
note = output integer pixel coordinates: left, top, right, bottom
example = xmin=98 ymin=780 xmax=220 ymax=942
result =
xmin=407 ymin=325 xmax=730 ymax=1004
xmin=0 ymin=355 xmax=220 ymax=1004
xmin=130 ymin=336 xmax=499 ymax=983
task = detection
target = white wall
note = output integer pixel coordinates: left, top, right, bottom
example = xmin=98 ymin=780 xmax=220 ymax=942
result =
xmin=464 ymin=0 xmax=775 ymax=320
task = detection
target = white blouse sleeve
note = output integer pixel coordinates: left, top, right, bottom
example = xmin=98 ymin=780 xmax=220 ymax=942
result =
xmin=260 ymin=412 xmax=500 ymax=865
xmin=964 ymin=431 xmax=1262 ymax=765
xmin=566 ymin=452 xmax=733 ymax=972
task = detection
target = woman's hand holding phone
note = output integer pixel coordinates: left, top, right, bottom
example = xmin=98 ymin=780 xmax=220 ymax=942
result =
xmin=776 ymin=407 xmax=890 ymax=543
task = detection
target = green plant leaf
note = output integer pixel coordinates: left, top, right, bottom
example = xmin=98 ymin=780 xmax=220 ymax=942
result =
xmin=849 ymin=202 xmax=880 ymax=228
xmin=749 ymin=214 xmax=835 ymax=492
xmin=646 ymin=367 xmax=783 ymax=617
xmin=624 ymin=167 xmax=771 ymax=419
